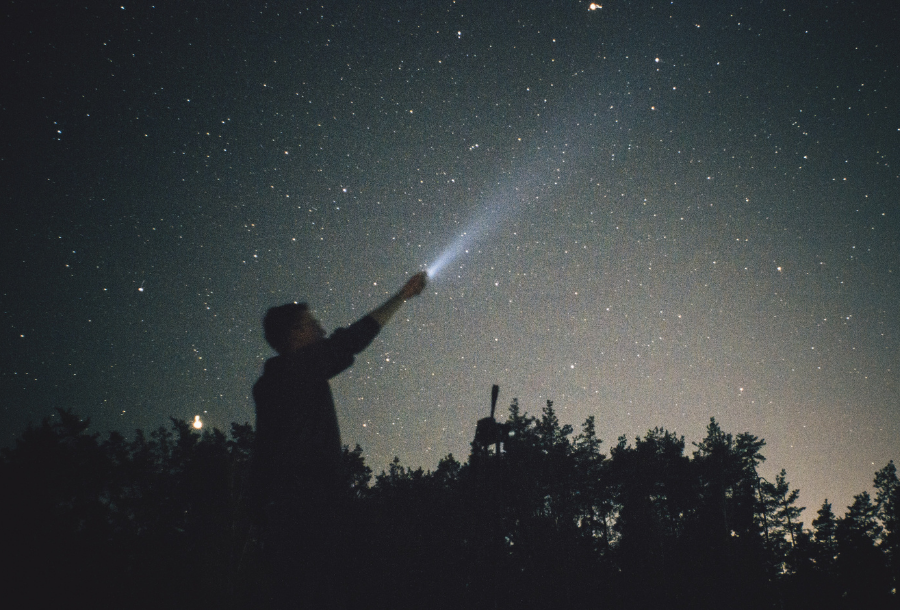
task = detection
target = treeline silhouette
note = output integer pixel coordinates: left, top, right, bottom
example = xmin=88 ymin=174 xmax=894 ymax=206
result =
xmin=2 ymin=401 xmax=897 ymax=609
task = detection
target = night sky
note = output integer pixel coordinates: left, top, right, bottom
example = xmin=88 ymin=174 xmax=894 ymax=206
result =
xmin=3 ymin=1 xmax=898 ymax=519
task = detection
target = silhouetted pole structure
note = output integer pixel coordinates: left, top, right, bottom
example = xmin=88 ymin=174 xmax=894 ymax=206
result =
xmin=470 ymin=384 xmax=513 ymax=610
xmin=473 ymin=384 xmax=510 ymax=461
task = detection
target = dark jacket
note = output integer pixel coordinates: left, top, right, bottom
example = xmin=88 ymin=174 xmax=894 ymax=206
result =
xmin=251 ymin=315 xmax=380 ymax=503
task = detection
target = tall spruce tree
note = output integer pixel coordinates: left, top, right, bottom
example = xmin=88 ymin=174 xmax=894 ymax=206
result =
xmin=758 ymin=469 xmax=805 ymax=576
xmin=690 ymin=419 xmax=770 ymax=609
xmin=811 ymin=500 xmax=839 ymax=574
xmin=873 ymin=461 xmax=900 ymax=595
xmin=836 ymin=491 xmax=891 ymax=607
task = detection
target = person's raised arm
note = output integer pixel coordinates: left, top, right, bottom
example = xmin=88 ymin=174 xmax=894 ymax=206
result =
xmin=368 ymin=272 xmax=427 ymax=327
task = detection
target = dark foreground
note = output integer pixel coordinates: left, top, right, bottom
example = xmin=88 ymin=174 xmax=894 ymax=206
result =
xmin=3 ymin=404 xmax=897 ymax=609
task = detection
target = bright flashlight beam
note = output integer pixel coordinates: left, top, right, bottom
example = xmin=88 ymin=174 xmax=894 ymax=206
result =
xmin=427 ymin=190 xmax=522 ymax=279
xmin=427 ymin=231 xmax=474 ymax=278
xmin=424 ymin=111 xmax=599 ymax=279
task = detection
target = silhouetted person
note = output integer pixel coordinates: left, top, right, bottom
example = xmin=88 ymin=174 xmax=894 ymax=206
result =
xmin=252 ymin=271 xmax=427 ymax=609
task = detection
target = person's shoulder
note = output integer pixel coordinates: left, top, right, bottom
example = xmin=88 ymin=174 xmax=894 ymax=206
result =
xmin=261 ymin=354 xmax=283 ymax=371
xmin=262 ymin=348 xmax=319 ymax=373
xmin=254 ymin=355 xmax=298 ymax=398
xmin=257 ymin=354 xmax=293 ymax=380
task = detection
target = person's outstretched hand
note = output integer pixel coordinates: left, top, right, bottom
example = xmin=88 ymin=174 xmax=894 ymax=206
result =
xmin=400 ymin=271 xmax=427 ymax=299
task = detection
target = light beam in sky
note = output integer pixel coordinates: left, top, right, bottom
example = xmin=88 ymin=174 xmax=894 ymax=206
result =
xmin=427 ymin=187 xmax=525 ymax=278
xmin=424 ymin=111 xmax=601 ymax=279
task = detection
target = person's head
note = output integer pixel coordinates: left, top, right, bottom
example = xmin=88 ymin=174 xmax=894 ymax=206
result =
xmin=262 ymin=302 xmax=325 ymax=354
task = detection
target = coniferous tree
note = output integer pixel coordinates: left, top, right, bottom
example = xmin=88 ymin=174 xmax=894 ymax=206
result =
xmin=571 ymin=416 xmax=613 ymax=553
xmin=836 ymin=492 xmax=891 ymax=607
xmin=811 ymin=500 xmax=839 ymax=574
xmin=2 ymin=409 xmax=112 ymax=607
xmin=873 ymin=461 xmax=900 ymax=596
xmin=341 ymin=443 xmax=372 ymax=499
xmin=692 ymin=418 xmax=735 ymax=543
xmin=533 ymin=400 xmax=575 ymax=524
xmin=690 ymin=419 xmax=769 ymax=609
xmin=758 ymin=469 xmax=805 ymax=583
xmin=787 ymin=500 xmax=842 ymax=608
xmin=609 ymin=428 xmax=691 ymax=608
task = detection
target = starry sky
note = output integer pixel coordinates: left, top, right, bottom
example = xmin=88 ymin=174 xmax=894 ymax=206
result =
xmin=2 ymin=0 xmax=898 ymax=519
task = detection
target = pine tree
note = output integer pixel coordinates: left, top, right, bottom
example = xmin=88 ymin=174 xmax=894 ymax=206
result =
xmin=873 ymin=461 xmax=900 ymax=595
xmin=341 ymin=443 xmax=372 ymax=499
xmin=836 ymin=491 xmax=891 ymax=607
xmin=811 ymin=500 xmax=839 ymax=574
xmin=690 ymin=419 xmax=770 ymax=609
xmin=758 ymin=469 xmax=804 ymax=576
xmin=571 ymin=416 xmax=613 ymax=552
xmin=609 ymin=428 xmax=693 ymax=608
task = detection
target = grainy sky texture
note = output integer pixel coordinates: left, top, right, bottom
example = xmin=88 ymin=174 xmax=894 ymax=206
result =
xmin=3 ymin=0 xmax=898 ymax=518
